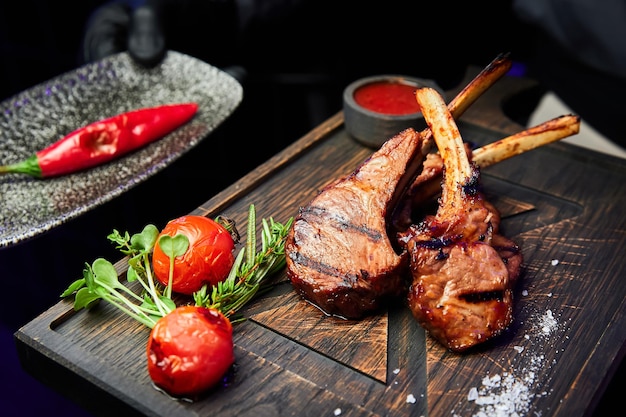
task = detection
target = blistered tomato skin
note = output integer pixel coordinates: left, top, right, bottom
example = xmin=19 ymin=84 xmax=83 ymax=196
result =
xmin=152 ymin=215 xmax=235 ymax=295
xmin=147 ymin=306 xmax=235 ymax=398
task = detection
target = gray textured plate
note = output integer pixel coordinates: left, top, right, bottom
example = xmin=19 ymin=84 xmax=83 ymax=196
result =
xmin=0 ymin=51 xmax=242 ymax=248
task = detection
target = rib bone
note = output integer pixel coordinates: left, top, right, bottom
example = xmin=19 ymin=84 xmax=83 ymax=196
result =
xmin=392 ymin=114 xmax=582 ymax=228
xmin=420 ymin=52 xmax=513 ymax=154
xmin=472 ymin=114 xmax=580 ymax=167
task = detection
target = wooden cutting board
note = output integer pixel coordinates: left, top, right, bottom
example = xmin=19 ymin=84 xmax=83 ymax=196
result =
xmin=15 ymin=108 xmax=626 ymax=417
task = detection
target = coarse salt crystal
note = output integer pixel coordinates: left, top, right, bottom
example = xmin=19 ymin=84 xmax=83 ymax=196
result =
xmin=468 ymin=387 xmax=478 ymax=401
xmin=406 ymin=394 xmax=416 ymax=404
xmin=483 ymin=374 xmax=501 ymax=386
xmin=551 ymin=259 xmax=559 ymax=266
xmin=540 ymin=310 xmax=558 ymax=335
xmin=334 ymin=408 xmax=342 ymax=416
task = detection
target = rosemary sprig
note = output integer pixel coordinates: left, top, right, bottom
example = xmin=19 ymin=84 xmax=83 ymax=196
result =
xmin=60 ymin=204 xmax=293 ymax=328
xmin=193 ymin=205 xmax=293 ymax=321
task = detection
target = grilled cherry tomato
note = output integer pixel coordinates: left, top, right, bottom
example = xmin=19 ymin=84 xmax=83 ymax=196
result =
xmin=152 ymin=215 xmax=235 ymax=295
xmin=147 ymin=305 xmax=234 ymax=397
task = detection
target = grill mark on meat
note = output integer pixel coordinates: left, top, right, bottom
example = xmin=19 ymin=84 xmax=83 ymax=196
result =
xmin=460 ymin=290 xmax=506 ymax=303
xmin=288 ymin=250 xmax=371 ymax=285
xmin=288 ymin=251 xmax=345 ymax=279
xmin=298 ymin=205 xmax=384 ymax=242
xmin=414 ymin=236 xmax=458 ymax=250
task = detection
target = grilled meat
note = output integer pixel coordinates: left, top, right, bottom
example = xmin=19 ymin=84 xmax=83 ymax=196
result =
xmin=399 ymin=87 xmax=523 ymax=352
xmin=285 ymin=54 xmax=516 ymax=320
xmin=285 ymin=127 xmax=427 ymax=319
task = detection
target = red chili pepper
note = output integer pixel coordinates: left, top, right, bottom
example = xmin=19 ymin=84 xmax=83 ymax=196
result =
xmin=0 ymin=102 xmax=198 ymax=178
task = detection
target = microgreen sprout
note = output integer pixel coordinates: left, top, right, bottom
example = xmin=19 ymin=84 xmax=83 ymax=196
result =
xmin=156 ymin=234 xmax=189 ymax=299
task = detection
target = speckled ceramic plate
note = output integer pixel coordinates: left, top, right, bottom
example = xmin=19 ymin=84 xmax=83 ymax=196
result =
xmin=0 ymin=51 xmax=242 ymax=248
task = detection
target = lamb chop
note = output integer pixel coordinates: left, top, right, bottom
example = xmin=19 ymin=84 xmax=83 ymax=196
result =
xmin=399 ymin=87 xmax=523 ymax=352
xmin=285 ymin=55 xmax=514 ymax=319
xmin=285 ymin=127 xmax=424 ymax=319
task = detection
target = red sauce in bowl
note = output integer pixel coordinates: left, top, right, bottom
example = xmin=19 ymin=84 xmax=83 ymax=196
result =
xmin=353 ymin=81 xmax=420 ymax=115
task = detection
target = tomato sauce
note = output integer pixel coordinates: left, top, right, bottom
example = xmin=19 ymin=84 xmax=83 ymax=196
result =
xmin=353 ymin=81 xmax=421 ymax=115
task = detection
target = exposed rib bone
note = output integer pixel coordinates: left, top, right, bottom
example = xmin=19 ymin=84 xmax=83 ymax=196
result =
xmin=472 ymin=114 xmax=580 ymax=167
xmin=390 ymin=53 xmax=513 ymax=225
xmin=420 ymin=52 xmax=513 ymax=153
xmin=285 ymin=55 xmax=531 ymax=321
xmin=416 ymin=88 xmax=473 ymax=210
xmin=396 ymin=114 xmax=582 ymax=217
xmin=388 ymin=53 xmax=512 ymax=231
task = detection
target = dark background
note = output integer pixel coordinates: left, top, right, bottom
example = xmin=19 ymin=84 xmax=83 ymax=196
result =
xmin=0 ymin=1 xmax=621 ymax=416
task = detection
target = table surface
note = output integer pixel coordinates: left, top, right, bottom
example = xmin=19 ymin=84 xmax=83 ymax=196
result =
xmin=15 ymin=67 xmax=626 ymax=417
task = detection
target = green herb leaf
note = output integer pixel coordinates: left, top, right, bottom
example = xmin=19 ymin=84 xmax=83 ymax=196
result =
xmin=60 ymin=278 xmax=86 ymax=297
xmin=158 ymin=233 xmax=189 ymax=298
xmin=73 ymin=287 xmax=102 ymax=310
xmin=158 ymin=234 xmax=189 ymax=259
xmin=92 ymin=258 xmax=124 ymax=290
xmin=130 ymin=225 xmax=159 ymax=253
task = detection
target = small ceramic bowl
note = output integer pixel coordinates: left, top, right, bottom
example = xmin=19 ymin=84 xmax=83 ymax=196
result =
xmin=343 ymin=75 xmax=445 ymax=148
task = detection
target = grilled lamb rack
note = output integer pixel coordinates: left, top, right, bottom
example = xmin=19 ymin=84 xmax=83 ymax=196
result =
xmin=285 ymin=55 xmax=514 ymax=319
xmin=399 ymin=87 xmax=523 ymax=352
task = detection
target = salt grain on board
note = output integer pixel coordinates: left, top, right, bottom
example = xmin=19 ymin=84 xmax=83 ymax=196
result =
xmin=462 ymin=309 xmax=562 ymax=417
xmin=540 ymin=310 xmax=558 ymax=335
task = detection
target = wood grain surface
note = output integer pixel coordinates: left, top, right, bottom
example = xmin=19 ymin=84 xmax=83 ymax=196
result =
xmin=15 ymin=69 xmax=626 ymax=417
